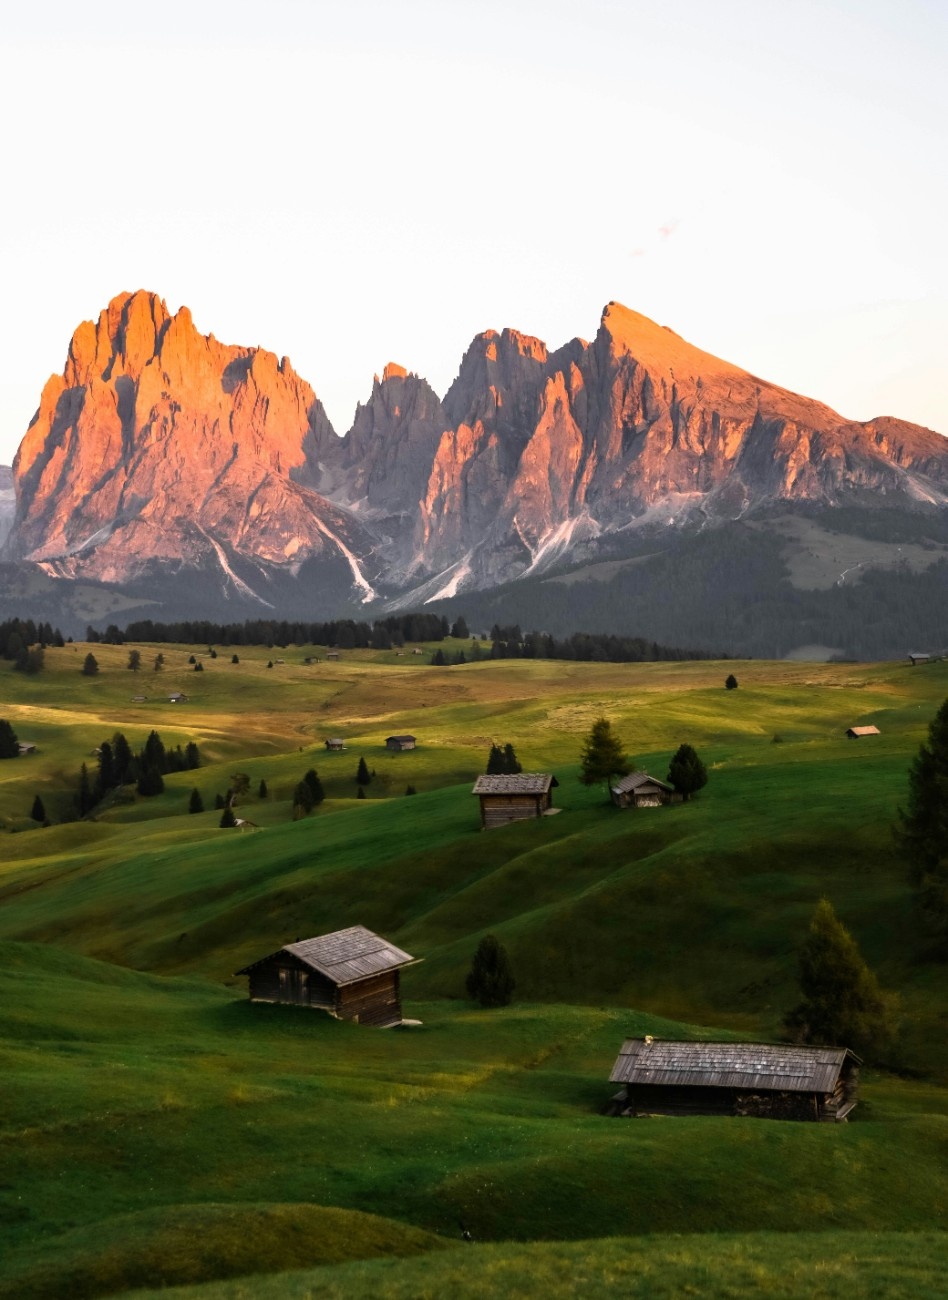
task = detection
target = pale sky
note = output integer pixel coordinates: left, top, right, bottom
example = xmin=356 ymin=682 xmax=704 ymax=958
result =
xmin=1 ymin=0 xmax=945 ymax=465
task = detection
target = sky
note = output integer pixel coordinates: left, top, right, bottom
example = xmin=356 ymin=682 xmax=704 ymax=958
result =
xmin=1 ymin=0 xmax=946 ymax=465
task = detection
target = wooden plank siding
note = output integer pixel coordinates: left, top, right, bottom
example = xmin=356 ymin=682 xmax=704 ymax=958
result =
xmin=479 ymin=792 xmax=550 ymax=829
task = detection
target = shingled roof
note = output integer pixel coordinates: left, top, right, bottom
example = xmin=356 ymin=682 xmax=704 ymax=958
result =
xmin=236 ymin=926 xmax=415 ymax=987
xmin=847 ymin=726 xmax=880 ymax=737
xmin=609 ymin=1039 xmax=860 ymax=1093
xmin=472 ymin=774 xmax=555 ymax=795
xmin=611 ymin=771 xmax=674 ymax=795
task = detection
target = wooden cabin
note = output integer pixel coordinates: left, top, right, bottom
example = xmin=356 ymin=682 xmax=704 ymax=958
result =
xmin=472 ymin=773 xmax=557 ymax=829
xmin=326 ymin=651 xmax=340 ymax=660
xmin=17 ymin=742 xmax=36 ymax=756
xmin=846 ymin=725 xmax=880 ymax=738
xmin=909 ymin=653 xmax=931 ymax=666
xmin=236 ymin=925 xmax=416 ymax=1027
xmin=608 ymin=1038 xmax=861 ymax=1122
xmin=611 ymin=771 xmax=676 ymax=809
xmin=324 ymin=738 xmax=346 ymax=751
xmin=167 ymin=692 xmax=188 ymax=704
xmin=385 ymin=735 xmax=416 ymax=751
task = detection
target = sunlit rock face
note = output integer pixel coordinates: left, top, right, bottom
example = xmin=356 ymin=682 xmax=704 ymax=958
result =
xmin=7 ymin=291 xmax=375 ymax=599
xmin=5 ymin=292 xmax=946 ymax=608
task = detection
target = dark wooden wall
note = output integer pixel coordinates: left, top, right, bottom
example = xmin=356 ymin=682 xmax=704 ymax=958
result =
xmin=245 ymin=952 xmax=402 ymax=1025
xmin=623 ymin=1083 xmax=843 ymax=1121
xmin=337 ymin=971 xmax=402 ymax=1026
xmin=479 ymin=793 xmax=549 ymax=828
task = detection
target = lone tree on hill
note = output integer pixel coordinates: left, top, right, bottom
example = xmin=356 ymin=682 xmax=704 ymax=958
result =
xmin=153 ymin=654 xmax=164 ymax=672
xmin=188 ymin=788 xmax=204 ymax=814
xmin=231 ymin=654 xmax=240 ymax=664
xmin=896 ymin=696 xmax=948 ymax=950
xmin=667 ymin=743 xmax=708 ymax=800
xmin=258 ymin=778 xmax=268 ymax=799
xmin=303 ymin=769 xmax=325 ymax=805
xmin=579 ymin=717 xmax=631 ymax=793
xmin=725 ymin=674 xmax=739 ymax=690
xmin=784 ymin=898 xmax=897 ymax=1058
xmin=82 ymin=653 xmax=99 ymax=676
xmin=356 ymin=756 xmax=371 ymax=786
xmin=466 ymin=935 xmax=515 ymax=1008
xmin=127 ymin=649 xmax=141 ymax=671
xmin=219 ymin=804 xmax=237 ymax=829
xmin=0 ymin=719 xmax=19 ymax=759
xmin=30 ymin=794 xmax=46 ymax=822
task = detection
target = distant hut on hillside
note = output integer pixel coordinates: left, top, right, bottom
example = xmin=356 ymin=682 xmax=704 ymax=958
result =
xmin=472 ymin=773 xmax=557 ymax=829
xmin=17 ymin=742 xmax=36 ymax=756
xmin=167 ymin=692 xmax=188 ymax=704
xmin=385 ymin=735 xmax=416 ymax=752
xmin=324 ymin=738 xmax=346 ymax=752
xmin=608 ymin=1038 xmax=861 ymax=1122
xmin=846 ymin=725 xmax=880 ymax=739
xmin=908 ymin=653 xmax=931 ymax=666
xmin=236 ymin=925 xmax=417 ymax=1027
xmin=611 ymin=771 xmax=677 ymax=809
xmin=326 ymin=651 xmax=340 ymax=660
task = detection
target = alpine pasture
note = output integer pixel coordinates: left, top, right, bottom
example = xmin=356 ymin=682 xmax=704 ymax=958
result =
xmin=1 ymin=640 xmax=946 ymax=1299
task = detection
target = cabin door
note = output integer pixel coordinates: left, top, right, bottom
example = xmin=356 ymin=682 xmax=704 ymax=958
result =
xmin=279 ymin=968 xmax=310 ymax=1004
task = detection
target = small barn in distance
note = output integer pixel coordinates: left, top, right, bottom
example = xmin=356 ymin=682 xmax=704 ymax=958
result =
xmin=236 ymin=926 xmax=416 ymax=1027
xmin=385 ymin=735 xmax=416 ymax=751
xmin=611 ymin=771 xmax=677 ymax=809
xmin=846 ymin=725 xmax=880 ymax=739
xmin=909 ymin=653 xmax=931 ymax=666
xmin=472 ymin=773 xmax=557 ymax=829
xmin=608 ymin=1039 xmax=861 ymax=1122
xmin=324 ymin=738 xmax=346 ymax=751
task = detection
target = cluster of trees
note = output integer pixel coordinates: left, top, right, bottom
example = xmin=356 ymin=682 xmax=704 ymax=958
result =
xmin=578 ymin=718 xmax=708 ymax=800
xmin=293 ymin=768 xmax=325 ymax=817
xmin=78 ymin=731 xmax=201 ymax=812
xmin=2 ymin=618 xmax=62 ymax=675
xmin=486 ymin=626 xmax=718 ymax=663
xmin=486 ymin=743 xmax=522 ymax=775
xmin=106 ymin=613 xmax=455 ymax=649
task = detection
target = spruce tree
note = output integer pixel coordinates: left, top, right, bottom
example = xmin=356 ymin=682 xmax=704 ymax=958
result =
xmin=231 ymin=654 xmax=240 ymax=664
xmin=725 ymin=674 xmax=739 ymax=690
xmin=292 ymin=781 xmax=314 ymax=815
xmin=219 ymin=804 xmax=237 ymax=828
xmin=303 ymin=769 xmax=324 ymax=805
xmin=356 ymin=756 xmax=371 ymax=786
xmin=82 ymin=653 xmax=99 ymax=676
xmin=465 ymin=935 xmax=515 ymax=1007
xmin=185 ymin=742 xmax=201 ymax=770
xmin=77 ymin=763 xmax=95 ymax=816
xmin=188 ymin=788 xmax=204 ymax=814
xmin=579 ymin=718 xmax=631 ymax=791
xmin=503 ymin=743 xmax=522 ymax=775
xmin=667 ymin=743 xmax=708 ymax=800
xmin=137 ymin=767 xmax=165 ymax=797
xmin=258 ymin=778 xmax=268 ymax=799
xmin=30 ymin=794 xmax=45 ymax=822
xmin=0 ymin=719 xmax=19 ymax=759
xmin=405 ymin=784 xmax=417 ymax=796
xmin=897 ymin=696 xmax=948 ymax=947
xmin=486 ymin=744 xmax=505 ymax=774
xmin=784 ymin=898 xmax=896 ymax=1056
xmin=356 ymin=786 xmax=366 ymax=799
xmin=112 ymin=732 xmax=135 ymax=784
xmin=127 ymin=649 xmax=141 ymax=671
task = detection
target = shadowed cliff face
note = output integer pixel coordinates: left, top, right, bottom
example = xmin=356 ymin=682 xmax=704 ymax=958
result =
xmin=5 ymin=293 xmax=947 ymax=607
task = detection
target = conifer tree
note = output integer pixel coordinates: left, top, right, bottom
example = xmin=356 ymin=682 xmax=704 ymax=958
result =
xmin=112 ymin=732 xmax=135 ymax=784
xmin=503 ymin=743 xmax=522 ymax=775
xmin=231 ymin=654 xmax=240 ymax=664
xmin=405 ymin=784 xmax=417 ymax=795
xmin=356 ymin=756 xmax=371 ymax=786
xmin=486 ymin=744 xmax=505 ymax=774
xmin=897 ymin=696 xmax=948 ymax=948
xmin=185 ymin=742 xmax=201 ymax=770
xmin=667 ymin=743 xmax=708 ymax=800
xmin=303 ymin=769 xmax=324 ymax=805
xmin=137 ymin=767 xmax=165 ymax=797
xmin=82 ymin=652 xmax=99 ymax=676
xmin=292 ymin=781 xmax=314 ymax=815
xmin=725 ymin=673 xmax=739 ymax=689
xmin=784 ymin=898 xmax=896 ymax=1056
xmin=258 ymin=778 xmax=268 ymax=799
xmin=188 ymin=788 xmax=204 ymax=814
xmin=356 ymin=786 xmax=366 ymax=799
xmin=579 ymin=718 xmax=631 ymax=792
xmin=30 ymin=794 xmax=45 ymax=822
xmin=127 ymin=649 xmax=141 ymax=671
xmin=0 ymin=719 xmax=19 ymax=759
xmin=465 ymin=935 xmax=515 ymax=1007
xmin=219 ymin=804 xmax=237 ymax=828
xmin=77 ymin=763 xmax=95 ymax=816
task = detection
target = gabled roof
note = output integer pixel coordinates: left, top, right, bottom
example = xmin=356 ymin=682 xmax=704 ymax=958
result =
xmin=847 ymin=725 xmax=880 ymax=736
xmin=386 ymin=734 xmax=416 ymax=742
xmin=611 ymin=771 xmax=674 ymax=795
xmin=236 ymin=925 xmax=415 ymax=986
xmin=472 ymin=773 xmax=555 ymax=795
xmin=609 ymin=1039 xmax=861 ymax=1093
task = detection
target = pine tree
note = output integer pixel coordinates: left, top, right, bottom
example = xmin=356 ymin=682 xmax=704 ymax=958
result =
xmin=185 ymin=742 xmax=201 ymax=770
xmin=194 ymin=661 xmax=204 ymax=672
xmin=303 ymin=769 xmax=324 ymax=805
xmin=153 ymin=654 xmax=164 ymax=672
xmin=0 ymin=719 xmax=19 ymax=759
xmin=667 ymin=743 xmax=708 ymax=800
xmin=219 ymin=804 xmax=237 ymax=828
xmin=127 ymin=649 xmax=141 ymax=671
xmin=77 ymin=763 xmax=95 ymax=816
xmin=405 ymin=784 xmax=417 ymax=796
xmin=137 ymin=767 xmax=165 ymax=797
xmin=465 ymin=935 xmax=515 ymax=1007
xmin=188 ymin=788 xmax=204 ymax=814
xmin=503 ymin=743 xmax=522 ymax=775
xmin=897 ymin=696 xmax=948 ymax=948
xmin=96 ymin=741 xmax=115 ymax=799
xmin=214 ymin=793 xmax=226 ymax=810
xmin=356 ymin=756 xmax=371 ymax=786
xmin=725 ymin=674 xmax=739 ymax=690
xmin=486 ymin=744 xmax=505 ymax=774
xmin=356 ymin=786 xmax=366 ymax=799
xmin=292 ymin=781 xmax=314 ymax=815
xmin=231 ymin=654 xmax=240 ymax=664
xmin=258 ymin=778 xmax=268 ymax=799
xmin=112 ymin=732 xmax=135 ymax=784
xmin=142 ymin=731 xmax=166 ymax=775
xmin=784 ymin=898 xmax=897 ymax=1057
xmin=579 ymin=718 xmax=631 ymax=791
xmin=30 ymin=794 xmax=45 ymax=822
xmin=431 ymin=648 xmax=446 ymax=666
xmin=82 ymin=653 xmax=99 ymax=676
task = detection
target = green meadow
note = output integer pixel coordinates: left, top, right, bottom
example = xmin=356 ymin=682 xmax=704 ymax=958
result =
xmin=1 ymin=641 xmax=946 ymax=1297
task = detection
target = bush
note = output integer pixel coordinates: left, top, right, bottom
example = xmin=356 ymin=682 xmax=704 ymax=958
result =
xmin=465 ymin=935 xmax=515 ymax=1007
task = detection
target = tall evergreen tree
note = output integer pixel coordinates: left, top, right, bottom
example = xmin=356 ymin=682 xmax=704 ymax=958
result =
xmin=292 ymin=781 xmax=315 ymax=815
xmin=127 ymin=649 xmax=141 ymax=671
xmin=142 ymin=730 xmax=166 ymax=775
xmin=82 ymin=653 xmax=99 ymax=676
xmin=502 ymin=743 xmax=522 ymax=775
xmin=188 ymin=787 xmax=204 ymax=814
xmin=0 ymin=719 xmax=19 ymax=759
xmin=784 ymin=898 xmax=896 ymax=1057
xmin=77 ymin=763 xmax=95 ymax=816
xmin=897 ymin=696 xmax=948 ymax=948
xmin=725 ymin=674 xmax=739 ymax=690
xmin=219 ymin=804 xmax=237 ymax=828
xmin=303 ymin=769 xmax=325 ymax=805
xmin=184 ymin=742 xmax=201 ymax=770
xmin=30 ymin=794 xmax=46 ymax=822
xmin=579 ymin=718 xmax=631 ymax=792
xmin=356 ymin=756 xmax=371 ymax=786
xmin=486 ymin=744 xmax=505 ymax=774
xmin=112 ymin=732 xmax=135 ymax=784
xmin=667 ymin=743 xmax=708 ymax=800
xmin=465 ymin=935 xmax=516 ymax=1007
xmin=258 ymin=778 xmax=268 ymax=799
xmin=96 ymin=741 xmax=116 ymax=798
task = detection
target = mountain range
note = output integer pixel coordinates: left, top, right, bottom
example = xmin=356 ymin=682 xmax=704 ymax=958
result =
xmin=2 ymin=290 xmax=946 ymax=656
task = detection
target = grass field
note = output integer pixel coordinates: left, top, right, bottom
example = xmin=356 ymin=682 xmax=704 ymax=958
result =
xmin=1 ymin=642 xmax=946 ymax=1296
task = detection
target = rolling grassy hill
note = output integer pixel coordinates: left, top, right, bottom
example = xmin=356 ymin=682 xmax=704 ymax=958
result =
xmin=1 ymin=642 xmax=946 ymax=1296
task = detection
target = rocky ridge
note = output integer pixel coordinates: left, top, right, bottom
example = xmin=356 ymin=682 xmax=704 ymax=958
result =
xmin=4 ymin=292 xmax=947 ymax=611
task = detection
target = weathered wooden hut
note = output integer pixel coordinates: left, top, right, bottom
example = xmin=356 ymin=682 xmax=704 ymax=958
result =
xmin=167 ymin=692 xmax=188 ymax=703
xmin=909 ymin=653 xmax=931 ymax=666
xmin=611 ymin=771 xmax=677 ymax=809
xmin=324 ymin=738 xmax=346 ymax=751
xmin=326 ymin=651 xmax=340 ymax=660
xmin=472 ymin=773 xmax=557 ymax=829
xmin=846 ymin=725 xmax=880 ymax=738
xmin=385 ymin=735 xmax=416 ymax=751
xmin=17 ymin=742 xmax=36 ymax=756
xmin=608 ymin=1038 xmax=861 ymax=1122
xmin=236 ymin=926 xmax=417 ymax=1026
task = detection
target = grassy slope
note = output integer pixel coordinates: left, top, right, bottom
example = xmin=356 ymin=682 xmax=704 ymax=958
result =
xmin=1 ymin=646 xmax=947 ymax=1295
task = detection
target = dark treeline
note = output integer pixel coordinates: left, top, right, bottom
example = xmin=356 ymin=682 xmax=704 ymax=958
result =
xmin=105 ymin=613 xmax=453 ymax=648
xmin=1 ymin=617 xmax=65 ymax=668
xmin=485 ymin=626 xmax=718 ymax=662
xmin=78 ymin=730 xmax=201 ymax=813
